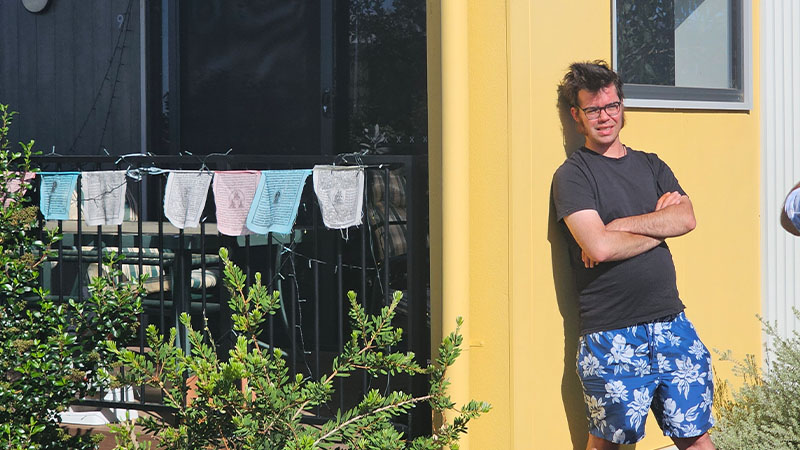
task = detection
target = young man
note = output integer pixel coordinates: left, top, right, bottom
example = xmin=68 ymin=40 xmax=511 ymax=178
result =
xmin=552 ymin=61 xmax=716 ymax=450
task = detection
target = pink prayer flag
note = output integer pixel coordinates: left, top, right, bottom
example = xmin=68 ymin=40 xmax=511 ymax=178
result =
xmin=3 ymin=172 xmax=36 ymax=207
xmin=212 ymin=170 xmax=261 ymax=236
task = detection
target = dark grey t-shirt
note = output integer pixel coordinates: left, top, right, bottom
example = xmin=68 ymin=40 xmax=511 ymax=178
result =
xmin=552 ymin=146 xmax=686 ymax=335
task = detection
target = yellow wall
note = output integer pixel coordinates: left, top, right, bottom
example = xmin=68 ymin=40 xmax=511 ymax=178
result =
xmin=430 ymin=1 xmax=762 ymax=449
xmin=468 ymin=0 xmax=512 ymax=447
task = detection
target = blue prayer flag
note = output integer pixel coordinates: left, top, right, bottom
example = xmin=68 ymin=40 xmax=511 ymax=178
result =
xmin=246 ymin=169 xmax=311 ymax=235
xmin=39 ymin=172 xmax=79 ymax=221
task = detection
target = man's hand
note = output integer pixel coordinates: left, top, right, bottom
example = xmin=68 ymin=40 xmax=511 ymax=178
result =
xmin=564 ymin=209 xmax=663 ymax=266
xmin=579 ymin=194 xmax=678 ymax=268
xmin=605 ymin=192 xmax=695 ymax=238
xmin=582 ymin=250 xmax=599 ymax=268
xmin=572 ymin=191 xmax=691 ymax=269
xmin=655 ymin=191 xmax=682 ymax=211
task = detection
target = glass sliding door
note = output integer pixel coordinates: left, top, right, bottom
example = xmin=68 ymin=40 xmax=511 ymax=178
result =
xmin=149 ymin=1 xmax=329 ymax=155
xmin=337 ymin=0 xmax=428 ymax=155
xmin=148 ymin=0 xmax=427 ymax=157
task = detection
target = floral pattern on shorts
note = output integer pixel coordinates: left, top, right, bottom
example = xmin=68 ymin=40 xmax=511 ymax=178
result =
xmin=577 ymin=312 xmax=715 ymax=444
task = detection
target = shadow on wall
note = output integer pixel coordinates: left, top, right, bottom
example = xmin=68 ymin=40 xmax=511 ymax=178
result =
xmin=558 ymin=100 xmax=583 ymax=160
xmin=548 ymin=190 xmax=586 ymax=450
xmin=551 ymin=100 xmax=639 ymax=449
xmin=550 ymin=98 xmax=588 ymax=450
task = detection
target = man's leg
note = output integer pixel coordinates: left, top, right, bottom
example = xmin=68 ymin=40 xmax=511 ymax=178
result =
xmin=672 ymin=432 xmax=715 ymax=450
xmin=649 ymin=314 xmax=716 ymax=449
xmin=578 ymin=329 xmax=658 ymax=446
xmin=586 ymin=434 xmax=620 ymax=450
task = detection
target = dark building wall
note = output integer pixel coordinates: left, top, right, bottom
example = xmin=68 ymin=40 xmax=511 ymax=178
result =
xmin=0 ymin=0 xmax=141 ymax=156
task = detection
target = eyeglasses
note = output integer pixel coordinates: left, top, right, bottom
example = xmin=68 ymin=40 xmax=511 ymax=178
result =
xmin=575 ymin=101 xmax=622 ymax=120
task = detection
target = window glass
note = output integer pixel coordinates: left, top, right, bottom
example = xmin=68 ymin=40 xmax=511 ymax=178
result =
xmin=674 ymin=0 xmax=732 ymax=88
xmin=615 ymin=0 xmax=747 ymax=106
xmin=148 ymin=1 xmax=428 ymax=155
xmin=180 ymin=2 xmax=321 ymax=155
xmin=339 ymin=0 xmax=428 ymax=155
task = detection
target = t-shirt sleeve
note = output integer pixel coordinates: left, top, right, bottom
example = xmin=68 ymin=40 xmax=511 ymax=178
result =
xmin=553 ymin=162 xmax=596 ymax=221
xmin=649 ymin=153 xmax=687 ymax=197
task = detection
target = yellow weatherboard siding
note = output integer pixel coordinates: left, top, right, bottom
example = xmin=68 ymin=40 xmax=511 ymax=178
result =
xmin=467 ymin=0 xmax=511 ymax=449
xmin=430 ymin=0 xmax=761 ymax=448
xmin=439 ymin=0 xmax=471 ymax=445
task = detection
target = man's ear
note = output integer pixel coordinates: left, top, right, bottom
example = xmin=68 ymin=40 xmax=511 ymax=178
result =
xmin=570 ymin=106 xmax=580 ymax=122
xmin=570 ymin=107 xmax=585 ymax=134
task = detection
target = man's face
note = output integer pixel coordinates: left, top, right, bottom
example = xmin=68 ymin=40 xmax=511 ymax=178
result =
xmin=570 ymin=84 xmax=624 ymax=152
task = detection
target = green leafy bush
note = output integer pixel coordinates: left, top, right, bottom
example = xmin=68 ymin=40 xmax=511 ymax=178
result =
xmin=0 ymin=104 xmax=143 ymax=449
xmin=108 ymin=247 xmax=489 ymax=449
xmin=108 ymin=415 xmax=152 ymax=450
xmin=712 ymin=312 xmax=800 ymax=450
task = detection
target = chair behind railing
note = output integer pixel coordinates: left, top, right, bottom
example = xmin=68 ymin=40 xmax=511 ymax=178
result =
xmin=29 ymin=154 xmax=431 ymax=436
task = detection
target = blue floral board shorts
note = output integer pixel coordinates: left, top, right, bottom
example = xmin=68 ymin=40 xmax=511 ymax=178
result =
xmin=576 ymin=312 xmax=715 ymax=444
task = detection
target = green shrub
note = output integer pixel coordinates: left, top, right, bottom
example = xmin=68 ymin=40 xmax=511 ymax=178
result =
xmin=712 ymin=312 xmax=800 ymax=450
xmin=108 ymin=247 xmax=489 ymax=450
xmin=0 ymin=104 xmax=143 ymax=449
xmin=108 ymin=415 xmax=152 ymax=450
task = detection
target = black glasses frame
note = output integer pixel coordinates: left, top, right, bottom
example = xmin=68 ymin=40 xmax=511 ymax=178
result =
xmin=575 ymin=101 xmax=622 ymax=120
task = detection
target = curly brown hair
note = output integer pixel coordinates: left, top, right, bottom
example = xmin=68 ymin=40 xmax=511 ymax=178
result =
xmin=557 ymin=60 xmax=624 ymax=108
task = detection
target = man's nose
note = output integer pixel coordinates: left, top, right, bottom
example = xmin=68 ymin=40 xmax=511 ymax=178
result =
xmin=596 ymin=110 xmax=617 ymax=124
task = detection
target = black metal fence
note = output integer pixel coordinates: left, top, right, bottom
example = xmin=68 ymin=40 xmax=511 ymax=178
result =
xmin=30 ymin=154 xmax=430 ymax=435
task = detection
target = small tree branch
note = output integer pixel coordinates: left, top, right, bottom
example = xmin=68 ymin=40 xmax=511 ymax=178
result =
xmin=312 ymin=394 xmax=432 ymax=447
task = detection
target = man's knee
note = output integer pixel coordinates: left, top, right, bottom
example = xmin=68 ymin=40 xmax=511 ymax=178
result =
xmin=586 ymin=433 xmax=621 ymax=450
xmin=672 ymin=432 xmax=715 ymax=450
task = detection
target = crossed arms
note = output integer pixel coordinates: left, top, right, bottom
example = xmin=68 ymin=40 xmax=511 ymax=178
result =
xmin=564 ymin=192 xmax=696 ymax=268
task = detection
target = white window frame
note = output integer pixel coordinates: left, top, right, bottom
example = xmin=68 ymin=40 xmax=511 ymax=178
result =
xmin=612 ymin=0 xmax=752 ymax=111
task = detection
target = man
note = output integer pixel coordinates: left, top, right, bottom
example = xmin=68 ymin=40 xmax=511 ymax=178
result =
xmin=552 ymin=61 xmax=716 ymax=450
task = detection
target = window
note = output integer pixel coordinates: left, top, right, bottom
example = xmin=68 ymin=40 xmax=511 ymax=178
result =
xmin=613 ymin=0 xmax=751 ymax=109
xmin=147 ymin=1 xmax=427 ymax=156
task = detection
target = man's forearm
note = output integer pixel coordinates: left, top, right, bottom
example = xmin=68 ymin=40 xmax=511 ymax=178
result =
xmin=564 ymin=208 xmax=665 ymax=264
xmin=606 ymin=199 xmax=696 ymax=239
xmin=593 ymin=229 xmax=663 ymax=262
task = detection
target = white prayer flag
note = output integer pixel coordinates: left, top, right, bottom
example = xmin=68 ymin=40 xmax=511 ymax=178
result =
xmin=212 ymin=170 xmax=261 ymax=236
xmin=312 ymin=165 xmax=364 ymax=229
xmin=81 ymin=170 xmax=128 ymax=226
xmin=164 ymin=170 xmax=213 ymax=229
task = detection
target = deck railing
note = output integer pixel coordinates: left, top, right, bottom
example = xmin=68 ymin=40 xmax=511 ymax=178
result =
xmin=29 ymin=154 xmax=431 ymax=435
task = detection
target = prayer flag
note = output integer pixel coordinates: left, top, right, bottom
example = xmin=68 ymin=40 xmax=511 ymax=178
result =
xmin=39 ymin=172 xmax=79 ymax=221
xmin=81 ymin=170 xmax=128 ymax=226
xmin=246 ymin=169 xmax=312 ymax=235
xmin=213 ymin=170 xmax=261 ymax=236
xmin=312 ymin=165 xmax=364 ymax=229
xmin=164 ymin=170 xmax=213 ymax=229
xmin=2 ymin=171 xmax=36 ymax=207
